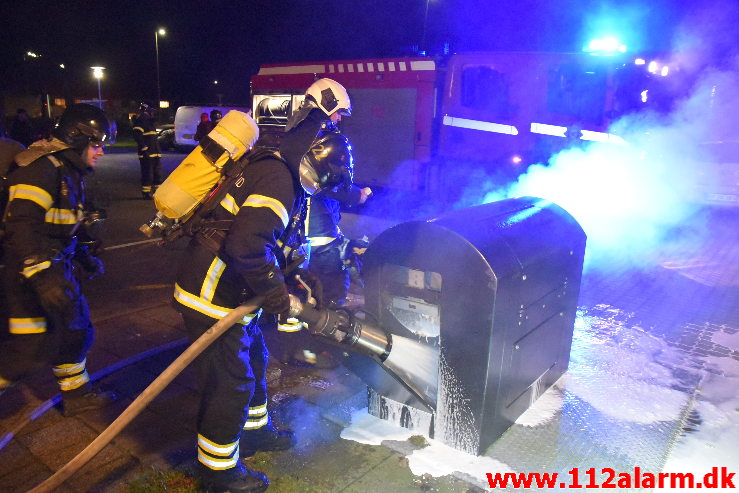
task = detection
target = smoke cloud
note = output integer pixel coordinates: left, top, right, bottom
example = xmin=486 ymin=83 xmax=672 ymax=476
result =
xmin=456 ymin=5 xmax=739 ymax=273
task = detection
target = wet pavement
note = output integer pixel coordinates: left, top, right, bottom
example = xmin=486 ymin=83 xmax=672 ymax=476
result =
xmin=0 ymin=151 xmax=737 ymax=492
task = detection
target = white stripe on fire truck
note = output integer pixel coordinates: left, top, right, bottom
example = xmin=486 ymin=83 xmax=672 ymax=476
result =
xmin=409 ymin=60 xmax=435 ymax=71
xmin=530 ymin=123 xmax=626 ymax=144
xmin=258 ymin=64 xmax=325 ymax=75
xmin=530 ymin=123 xmax=567 ymax=137
xmin=443 ymin=115 xmax=518 ymax=135
xmin=257 ymin=60 xmax=435 ymax=76
xmin=580 ymin=130 xmax=627 ymax=145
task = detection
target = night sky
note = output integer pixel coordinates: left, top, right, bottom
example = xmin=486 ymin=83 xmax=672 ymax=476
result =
xmin=0 ymin=0 xmax=728 ymax=107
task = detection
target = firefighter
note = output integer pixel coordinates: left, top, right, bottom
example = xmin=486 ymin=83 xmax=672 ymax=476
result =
xmin=277 ymin=78 xmax=359 ymax=367
xmin=0 ymin=103 xmax=117 ymax=416
xmin=132 ymin=102 xmax=162 ymax=199
xmin=306 ymin=182 xmax=372 ymax=306
xmin=174 ymin=112 xmax=353 ymax=491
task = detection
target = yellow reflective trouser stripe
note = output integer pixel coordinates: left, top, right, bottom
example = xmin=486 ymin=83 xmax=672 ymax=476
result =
xmin=53 ymin=359 xmax=86 ymax=376
xmin=243 ymin=414 xmax=268 ymax=430
xmin=219 ymin=193 xmax=239 ymax=215
xmin=277 ymin=318 xmax=303 ymax=332
xmin=45 ymin=208 xmax=80 ymax=225
xmin=53 ymin=360 xmax=89 ymax=391
xmin=174 ymin=283 xmax=256 ymax=324
xmin=243 ymin=194 xmax=288 ymax=228
xmin=57 ymin=373 xmax=89 ymax=391
xmin=149 ymin=153 xmax=162 ymax=158
xmin=308 ymin=236 xmax=338 ymax=247
xmin=133 ymin=126 xmax=144 ymax=132
xmin=143 ymin=131 xmax=157 ymax=136
xmin=201 ymin=258 xmax=226 ymax=302
xmin=9 ymin=317 xmax=47 ymax=334
xmin=243 ymin=401 xmax=268 ymax=430
xmin=198 ymin=434 xmax=239 ymax=470
xmin=22 ymin=260 xmax=51 ymax=279
xmin=248 ymin=402 xmax=267 ymax=416
xmin=198 ymin=451 xmax=238 ymax=470
xmin=8 ymin=184 xmax=53 ymax=210
xmin=198 ymin=434 xmax=238 ymax=456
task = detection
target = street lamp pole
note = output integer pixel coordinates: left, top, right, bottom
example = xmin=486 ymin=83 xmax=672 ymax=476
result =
xmin=91 ymin=66 xmax=105 ymax=109
xmin=421 ymin=0 xmax=431 ymax=52
xmin=155 ymin=28 xmax=166 ymax=107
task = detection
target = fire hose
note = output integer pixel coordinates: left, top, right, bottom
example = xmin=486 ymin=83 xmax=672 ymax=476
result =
xmin=28 ymin=297 xmax=264 ymax=493
xmin=28 ymin=293 xmax=431 ymax=492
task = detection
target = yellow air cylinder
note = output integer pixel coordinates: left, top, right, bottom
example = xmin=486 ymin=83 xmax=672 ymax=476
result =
xmin=153 ymin=110 xmax=259 ymax=220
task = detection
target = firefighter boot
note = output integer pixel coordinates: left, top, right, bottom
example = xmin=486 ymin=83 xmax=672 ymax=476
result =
xmin=61 ymin=386 xmax=118 ymax=417
xmin=197 ymin=461 xmax=268 ymax=493
xmin=240 ymin=423 xmax=296 ymax=455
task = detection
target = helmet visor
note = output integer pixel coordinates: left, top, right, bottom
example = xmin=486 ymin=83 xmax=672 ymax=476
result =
xmin=298 ymin=156 xmax=321 ymax=195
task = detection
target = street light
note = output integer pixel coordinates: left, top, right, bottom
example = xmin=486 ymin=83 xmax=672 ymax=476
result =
xmin=91 ymin=66 xmax=105 ymax=109
xmin=155 ymin=27 xmax=166 ymax=107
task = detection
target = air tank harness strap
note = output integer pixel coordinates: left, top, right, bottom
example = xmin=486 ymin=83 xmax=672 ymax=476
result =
xmin=193 ymin=220 xmax=233 ymax=256
xmin=198 ymin=135 xmax=233 ymax=172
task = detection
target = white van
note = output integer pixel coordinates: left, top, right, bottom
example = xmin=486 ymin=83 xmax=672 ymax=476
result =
xmin=173 ymin=105 xmax=251 ymax=148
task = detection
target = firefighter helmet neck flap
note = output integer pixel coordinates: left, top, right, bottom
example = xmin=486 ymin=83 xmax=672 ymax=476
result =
xmin=52 ymin=103 xmax=115 ymax=153
xmin=299 ymin=132 xmax=354 ymax=195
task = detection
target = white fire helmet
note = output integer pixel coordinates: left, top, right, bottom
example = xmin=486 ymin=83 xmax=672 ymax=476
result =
xmin=286 ymin=78 xmax=351 ymax=132
xmin=305 ymin=78 xmax=352 ymax=118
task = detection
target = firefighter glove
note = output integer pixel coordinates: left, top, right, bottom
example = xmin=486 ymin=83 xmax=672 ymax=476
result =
xmin=261 ymin=282 xmax=291 ymax=317
xmin=79 ymin=255 xmax=104 ymax=279
xmin=242 ymin=264 xmax=289 ymax=316
xmin=28 ymin=267 xmax=75 ymax=324
xmin=75 ymin=247 xmax=104 ymax=279
xmin=289 ymin=268 xmax=324 ymax=310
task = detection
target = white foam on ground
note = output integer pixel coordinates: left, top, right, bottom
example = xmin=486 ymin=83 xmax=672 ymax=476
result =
xmin=340 ymin=407 xmax=416 ymax=444
xmin=710 ymin=328 xmax=739 ymax=352
xmin=340 ymin=407 xmax=514 ymax=487
xmin=663 ymin=352 xmax=739 ymax=477
xmin=514 ymin=383 xmax=565 ymax=427
xmin=340 ymin=313 xmax=738 ymax=489
xmin=407 ymin=440 xmax=515 ymax=487
xmin=571 ymin=311 xmax=681 ymax=387
xmin=568 ymin=371 xmax=689 ymax=424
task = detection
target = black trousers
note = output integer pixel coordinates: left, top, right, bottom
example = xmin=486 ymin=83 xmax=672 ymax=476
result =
xmin=139 ymin=155 xmax=162 ymax=192
xmin=0 ymin=265 xmax=93 ymax=383
xmin=183 ymin=314 xmax=269 ymax=445
xmin=310 ymin=243 xmax=349 ymax=305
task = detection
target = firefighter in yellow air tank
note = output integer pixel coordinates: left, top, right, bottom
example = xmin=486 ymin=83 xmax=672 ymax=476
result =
xmin=172 ymin=113 xmax=355 ymax=492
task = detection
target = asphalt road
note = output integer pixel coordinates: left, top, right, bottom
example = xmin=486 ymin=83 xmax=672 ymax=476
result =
xmin=87 ymin=149 xmax=187 ymax=246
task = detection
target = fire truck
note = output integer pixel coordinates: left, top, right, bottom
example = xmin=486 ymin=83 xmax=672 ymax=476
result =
xmin=250 ymin=51 xmax=734 ymax=206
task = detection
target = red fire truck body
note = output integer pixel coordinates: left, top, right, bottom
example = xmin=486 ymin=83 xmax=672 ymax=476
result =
xmin=250 ymin=52 xmax=737 ymax=206
xmin=250 ymin=52 xmax=631 ymax=193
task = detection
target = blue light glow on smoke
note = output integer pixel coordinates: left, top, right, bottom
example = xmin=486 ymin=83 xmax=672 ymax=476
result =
xmin=470 ymin=60 xmax=739 ymax=272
